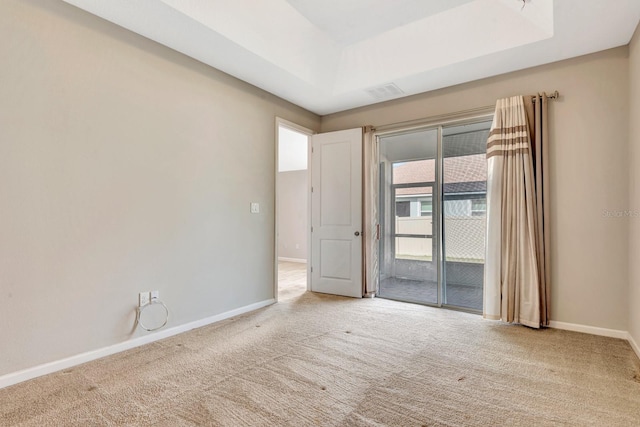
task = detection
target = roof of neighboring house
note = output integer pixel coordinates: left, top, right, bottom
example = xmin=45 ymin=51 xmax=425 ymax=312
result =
xmin=394 ymin=154 xmax=486 ymax=196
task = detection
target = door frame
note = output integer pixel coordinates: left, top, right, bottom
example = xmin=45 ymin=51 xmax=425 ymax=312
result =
xmin=274 ymin=118 xmax=314 ymax=302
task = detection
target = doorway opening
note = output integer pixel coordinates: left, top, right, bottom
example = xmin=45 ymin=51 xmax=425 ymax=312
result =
xmin=275 ymin=119 xmax=312 ymax=301
xmin=377 ymin=119 xmax=491 ymax=312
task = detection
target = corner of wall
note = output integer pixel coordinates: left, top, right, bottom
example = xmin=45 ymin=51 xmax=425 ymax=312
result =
xmin=628 ymin=22 xmax=640 ymax=356
xmin=0 ymin=0 xmax=319 ymax=379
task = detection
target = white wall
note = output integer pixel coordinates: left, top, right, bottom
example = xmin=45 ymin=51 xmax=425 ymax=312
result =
xmin=277 ymin=125 xmax=308 ymax=261
xmin=322 ymin=47 xmax=631 ymax=332
xmin=278 ymin=127 xmax=308 ymax=172
xmin=628 ymin=24 xmax=640 ymax=352
xmin=0 ymin=0 xmax=319 ymax=376
xmin=278 ymin=170 xmax=308 ymax=260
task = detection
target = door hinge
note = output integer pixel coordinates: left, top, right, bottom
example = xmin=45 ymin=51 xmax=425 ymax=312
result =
xmin=311 ymin=226 xmax=314 ymax=232
xmin=311 ymin=186 xmax=314 ymax=193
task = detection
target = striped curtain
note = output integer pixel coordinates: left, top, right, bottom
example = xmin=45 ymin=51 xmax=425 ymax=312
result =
xmin=484 ymin=95 xmax=547 ymax=328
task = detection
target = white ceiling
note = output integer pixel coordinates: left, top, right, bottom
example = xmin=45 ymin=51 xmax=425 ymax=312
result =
xmin=63 ymin=0 xmax=640 ymax=115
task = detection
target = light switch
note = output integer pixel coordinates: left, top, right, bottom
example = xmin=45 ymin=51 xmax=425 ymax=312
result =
xmin=250 ymin=202 xmax=260 ymax=214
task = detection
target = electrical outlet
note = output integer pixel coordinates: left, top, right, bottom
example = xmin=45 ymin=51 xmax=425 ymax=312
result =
xmin=150 ymin=290 xmax=160 ymax=301
xmin=139 ymin=291 xmax=150 ymax=307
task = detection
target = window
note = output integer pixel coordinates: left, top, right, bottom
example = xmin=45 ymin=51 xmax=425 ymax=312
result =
xmin=471 ymin=199 xmax=486 ymax=216
xmin=420 ymin=199 xmax=433 ymax=216
xmin=395 ymin=200 xmax=410 ymax=217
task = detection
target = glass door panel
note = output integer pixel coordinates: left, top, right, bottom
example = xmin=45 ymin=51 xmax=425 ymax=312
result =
xmin=441 ymin=121 xmax=491 ymax=311
xmin=378 ymin=129 xmax=439 ymax=305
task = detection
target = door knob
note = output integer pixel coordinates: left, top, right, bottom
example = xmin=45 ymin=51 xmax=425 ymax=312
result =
xmin=354 ymin=231 xmax=360 ymax=236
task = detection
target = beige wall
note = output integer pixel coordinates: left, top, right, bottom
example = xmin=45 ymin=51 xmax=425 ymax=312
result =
xmin=322 ymin=47 xmax=631 ymax=331
xmin=628 ymin=24 xmax=640 ymax=350
xmin=0 ymin=0 xmax=319 ymax=376
xmin=278 ymin=170 xmax=308 ymax=260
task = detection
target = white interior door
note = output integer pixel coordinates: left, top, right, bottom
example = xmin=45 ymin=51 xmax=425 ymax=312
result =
xmin=310 ymin=128 xmax=362 ymax=298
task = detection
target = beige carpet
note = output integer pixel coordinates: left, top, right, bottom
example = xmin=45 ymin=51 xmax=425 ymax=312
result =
xmin=1 ymin=272 xmax=639 ymax=426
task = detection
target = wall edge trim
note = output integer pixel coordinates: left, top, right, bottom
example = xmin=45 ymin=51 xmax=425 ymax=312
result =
xmin=0 ymin=298 xmax=276 ymax=390
xmin=548 ymin=320 xmax=628 ymax=339
xmin=278 ymin=257 xmax=307 ymax=264
xmin=627 ymin=332 xmax=640 ymax=361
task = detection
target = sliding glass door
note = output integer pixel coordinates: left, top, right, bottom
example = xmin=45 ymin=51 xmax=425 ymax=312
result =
xmin=378 ymin=119 xmax=491 ymax=312
xmin=378 ymin=129 xmax=439 ymax=305
xmin=441 ymin=122 xmax=490 ymax=311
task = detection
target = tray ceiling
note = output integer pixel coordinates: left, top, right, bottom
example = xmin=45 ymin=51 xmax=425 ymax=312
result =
xmin=62 ymin=0 xmax=640 ymax=115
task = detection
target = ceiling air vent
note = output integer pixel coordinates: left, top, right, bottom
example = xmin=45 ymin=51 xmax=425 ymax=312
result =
xmin=365 ymin=83 xmax=404 ymax=101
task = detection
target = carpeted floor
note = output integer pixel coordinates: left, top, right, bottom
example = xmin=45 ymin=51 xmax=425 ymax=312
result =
xmin=1 ymin=267 xmax=639 ymax=426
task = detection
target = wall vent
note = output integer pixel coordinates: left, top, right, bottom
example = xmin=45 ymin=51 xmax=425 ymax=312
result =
xmin=365 ymin=83 xmax=404 ymax=100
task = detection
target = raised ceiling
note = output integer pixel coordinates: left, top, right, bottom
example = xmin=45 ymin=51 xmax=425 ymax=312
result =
xmin=62 ymin=0 xmax=640 ymax=115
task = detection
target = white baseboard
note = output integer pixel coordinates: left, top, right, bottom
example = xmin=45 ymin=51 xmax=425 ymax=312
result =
xmin=628 ymin=332 xmax=640 ymax=360
xmin=0 ymin=298 xmax=275 ymax=390
xmin=278 ymin=257 xmax=307 ymax=264
xmin=548 ymin=320 xmax=628 ymax=340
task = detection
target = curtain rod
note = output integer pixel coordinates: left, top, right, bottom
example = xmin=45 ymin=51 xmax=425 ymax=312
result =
xmin=371 ymin=105 xmax=495 ymax=135
xmin=369 ymin=92 xmax=558 ymax=133
xmin=532 ymin=90 xmax=560 ymax=101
